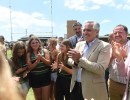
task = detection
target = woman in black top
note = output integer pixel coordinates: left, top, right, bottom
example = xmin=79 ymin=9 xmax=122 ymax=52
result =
xmin=52 ymin=39 xmax=73 ymax=100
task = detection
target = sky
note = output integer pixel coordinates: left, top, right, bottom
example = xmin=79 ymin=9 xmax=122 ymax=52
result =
xmin=0 ymin=0 xmax=130 ymax=42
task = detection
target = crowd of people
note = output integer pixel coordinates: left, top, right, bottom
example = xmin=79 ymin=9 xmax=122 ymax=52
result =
xmin=1 ymin=20 xmax=130 ymax=100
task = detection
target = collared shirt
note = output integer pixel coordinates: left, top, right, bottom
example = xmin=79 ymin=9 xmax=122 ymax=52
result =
xmin=75 ymin=35 xmax=83 ymax=46
xmin=109 ymin=40 xmax=130 ymax=84
xmin=77 ymin=35 xmax=83 ymax=42
xmin=69 ymin=35 xmax=83 ymax=48
xmin=76 ymin=38 xmax=96 ymax=82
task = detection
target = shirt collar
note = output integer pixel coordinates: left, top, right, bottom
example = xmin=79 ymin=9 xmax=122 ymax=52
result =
xmin=75 ymin=34 xmax=82 ymax=38
xmin=87 ymin=38 xmax=97 ymax=47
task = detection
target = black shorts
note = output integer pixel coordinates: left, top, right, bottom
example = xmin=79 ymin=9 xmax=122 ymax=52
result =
xmin=28 ymin=71 xmax=51 ymax=88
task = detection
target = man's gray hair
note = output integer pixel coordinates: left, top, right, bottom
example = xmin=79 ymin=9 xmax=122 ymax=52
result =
xmin=84 ymin=21 xmax=100 ymax=37
xmin=84 ymin=21 xmax=100 ymax=30
xmin=93 ymin=22 xmax=100 ymax=30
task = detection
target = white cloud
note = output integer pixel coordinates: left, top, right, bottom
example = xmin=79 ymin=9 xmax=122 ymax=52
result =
xmin=12 ymin=11 xmax=51 ymax=28
xmin=123 ymin=4 xmax=130 ymax=9
xmin=127 ymin=0 xmax=130 ymax=3
xmin=0 ymin=5 xmax=53 ymax=41
xmin=0 ymin=5 xmax=52 ymax=30
xmin=121 ymin=0 xmax=130 ymax=10
xmin=64 ymin=0 xmax=89 ymax=11
xmin=64 ymin=0 xmax=115 ymax=11
xmin=32 ymin=12 xmax=44 ymax=18
xmin=64 ymin=0 xmax=130 ymax=11
xmin=64 ymin=0 xmax=130 ymax=10
xmin=90 ymin=5 xmax=100 ymax=10
xmin=43 ymin=0 xmax=51 ymax=5
xmin=112 ymin=0 xmax=130 ymax=10
xmin=116 ymin=4 xmax=123 ymax=9
xmin=115 ymin=4 xmax=130 ymax=10
xmin=101 ymin=19 xmax=111 ymax=24
xmin=90 ymin=0 xmax=115 ymax=6
xmin=0 ymin=6 xmax=10 ymax=21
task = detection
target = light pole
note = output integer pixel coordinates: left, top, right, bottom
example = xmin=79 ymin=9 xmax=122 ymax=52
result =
xmin=50 ymin=0 xmax=53 ymax=37
xmin=25 ymin=29 xmax=28 ymax=36
xmin=9 ymin=0 xmax=13 ymax=41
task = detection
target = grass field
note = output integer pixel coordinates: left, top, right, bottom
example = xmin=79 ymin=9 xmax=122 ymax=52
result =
xmin=26 ymin=88 xmax=35 ymax=100
xmin=7 ymin=49 xmax=35 ymax=100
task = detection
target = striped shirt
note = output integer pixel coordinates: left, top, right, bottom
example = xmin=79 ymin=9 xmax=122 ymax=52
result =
xmin=109 ymin=59 xmax=127 ymax=84
xmin=30 ymin=50 xmax=50 ymax=75
xmin=109 ymin=40 xmax=130 ymax=84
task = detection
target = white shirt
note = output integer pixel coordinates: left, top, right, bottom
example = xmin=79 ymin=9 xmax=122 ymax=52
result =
xmin=76 ymin=39 xmax=96 ymax=82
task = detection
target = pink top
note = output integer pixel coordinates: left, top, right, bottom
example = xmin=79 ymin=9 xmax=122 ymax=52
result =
xmin=121 ymin=53 xmax=130 ymax=100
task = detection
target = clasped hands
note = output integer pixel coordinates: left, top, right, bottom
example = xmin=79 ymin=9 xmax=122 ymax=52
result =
xmin=34 ymin=53 xmax=43 ymax=63
xmin=51 ymin=61 xmax=64 ymax=71
xmin=67 ymin=48 xmax=81 ymax=64
xmin=51 ymin=48 xmax=81 ymax=70
xmin=111 ymin=41 xmax=128 ymax=61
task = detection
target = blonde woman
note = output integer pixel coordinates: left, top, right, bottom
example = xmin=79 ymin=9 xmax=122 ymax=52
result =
xmin=47 ymin=37 xmax=59 ymax=100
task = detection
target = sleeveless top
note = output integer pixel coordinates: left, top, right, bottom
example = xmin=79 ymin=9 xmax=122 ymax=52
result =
xmin=57 ymin=53 xmax=72 ymax=78
xmin=30 ymin=49 xmax=50 ymax=75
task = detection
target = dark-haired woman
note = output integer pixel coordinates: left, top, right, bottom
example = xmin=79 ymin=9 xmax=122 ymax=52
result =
xmin=10 ymin=41 xmax=30 ymax=99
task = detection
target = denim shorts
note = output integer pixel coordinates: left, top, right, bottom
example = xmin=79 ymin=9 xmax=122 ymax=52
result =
xmin=51 ymin=72 xmax=57 ymax=82
xmin=21 ymin=80 xmax=30 ymax=95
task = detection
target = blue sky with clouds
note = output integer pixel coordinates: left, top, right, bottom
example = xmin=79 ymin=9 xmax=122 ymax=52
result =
xmin=0 ymin=0 xmax=130 ymax=41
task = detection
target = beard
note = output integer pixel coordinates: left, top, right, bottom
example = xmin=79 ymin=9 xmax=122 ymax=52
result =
xmin=76 ymin=31 xmax=82 ymax=36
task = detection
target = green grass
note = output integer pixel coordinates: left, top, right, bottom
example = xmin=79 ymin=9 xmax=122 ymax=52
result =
xmin=6 ymin=49 xmax=12 ymax=59
xmin=7 ymin=49 xmax=35 ymax=100
xmin=26 ymin=88 xmax=35 ymax=100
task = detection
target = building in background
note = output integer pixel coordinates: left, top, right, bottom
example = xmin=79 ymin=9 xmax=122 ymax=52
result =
xmin=67 ymin=20 xmax=77 ymax=38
